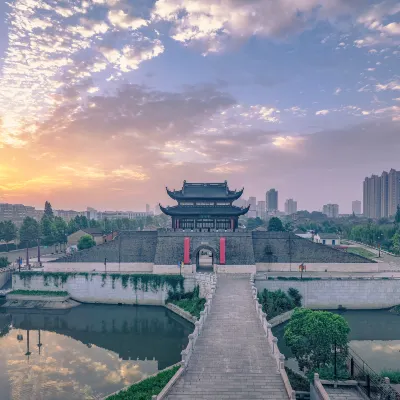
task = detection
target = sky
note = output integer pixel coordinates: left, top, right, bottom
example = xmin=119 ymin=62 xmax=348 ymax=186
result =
xmin=0 ymin=0 xmax=399 ymax=213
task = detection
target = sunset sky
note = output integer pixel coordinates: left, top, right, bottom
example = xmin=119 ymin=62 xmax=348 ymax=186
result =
xmin=0 ymin=0 xmax=399 ymax=212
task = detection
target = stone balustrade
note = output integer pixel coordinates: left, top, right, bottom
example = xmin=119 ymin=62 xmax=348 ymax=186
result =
xmin=180 ymin=273 xmax=217 ymax=370
xmin=250 ymin=273 xmax=296 ymax=400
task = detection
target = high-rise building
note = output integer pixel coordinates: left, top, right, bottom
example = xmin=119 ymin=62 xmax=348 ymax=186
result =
xmin=284 ymin=199 xmax=297 ymax=215
xmin=363 ymin=169 xmax=400 ymax=219
xmin=388 ymin=169 xmax=400 ymax=217
xmin=351 ymin=200 xmax=362 ymax=215
xmin=323 ymin=204 xmax=339 ymax=218
xmin=87 ymin=207 xmax=98 ymax=220
xmin=256 ymin=201 xmax=266 ymax=220
xmin=266 ymin=189 xmax=278 ymax=211
xmin=146 ymin=204 xmax=151 ymax=215
xmin=247 ymin=197 xmax=257 ymax=218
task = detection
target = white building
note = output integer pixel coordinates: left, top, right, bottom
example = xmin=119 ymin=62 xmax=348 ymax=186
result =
xmin=314 ymin=233 xmax=340 ymax=246
xmin=256 ymin=201 xmax=266 ymax=220
xmin=352 ymin=200 xmax=361 ymax=215
xmin=322 ymin=203 xmax=339 ymax=218
xmin=247 ymin=197 xmax=257 ymax=218
xmin=284 ymin=199 xmax=297 ymax=215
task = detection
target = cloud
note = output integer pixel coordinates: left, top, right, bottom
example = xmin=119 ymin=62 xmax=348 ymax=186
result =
xmin=334 ymin=87 xmax=342 ymax=95
xmin=376 ymin=80 xmax=400 ymax=91
xmin=152 ymin=0 xmax=363 ymax=52
xmin=316 ymin=109 xmax=330 ymax=115
xmin=108 ymin=9 xmax=148 ymax=30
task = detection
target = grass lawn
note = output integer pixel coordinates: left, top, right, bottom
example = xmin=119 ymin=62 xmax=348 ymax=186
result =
xmin=346 ymin=247 xmax=377 ymax=259
xmin=106 ymin=365 xmax=180 ymax=400
xmin=9 ymin=290 xmax=68 ymax=296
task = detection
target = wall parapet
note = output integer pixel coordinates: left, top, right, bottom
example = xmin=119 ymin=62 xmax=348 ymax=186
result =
xmin=250 ymin=274 xmax=296 ymax=400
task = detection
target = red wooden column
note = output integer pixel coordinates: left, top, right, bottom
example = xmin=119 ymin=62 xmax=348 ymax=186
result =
xmin=184 ymin=237 xmax=190 ymax=264
xmin=230 ymin=218 xmax=234 ymax=230
xmin=220 ymin=237 xmax=226 ymax=264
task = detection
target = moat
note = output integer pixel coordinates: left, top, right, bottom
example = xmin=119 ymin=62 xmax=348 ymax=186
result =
xmin=0 ymin=302 xmax=192 ymax=400
xmin=273 ymin=309 xmax=400 ymax=373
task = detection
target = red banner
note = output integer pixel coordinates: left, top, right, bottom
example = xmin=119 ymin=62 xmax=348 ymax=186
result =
xmin=184 ymin=237 xmax=190 ymax=264
xmin=220 ymin=237 xmax=226 ymax=264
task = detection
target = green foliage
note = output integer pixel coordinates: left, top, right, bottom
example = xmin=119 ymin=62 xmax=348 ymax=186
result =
xmin=106 ymin=365 xmax=180 ymax=400
xmin=44 ymin=201 xmax=54 ymax=218
xmin=77 ymin=234 xmax=96 ymax=250
xmin=9 ymin=290 xmax=68 ymax=296
xmin=308 ymin=364 xmax=350 ymax=381
xmin=258 ymin=288 xmax=301 ymax=319
xmin=0 ymin=257 xmax=10 ymax=268
xmin=390 ymin=305 xmax=400 ymax=315
xmin=391 ymin=232 xmax=400 ymax=254
xmin=288 ymin=287 xmax=302 ymax=307
xmin=0 ymin=220 xmax=17 ymax=251
xmin=380 ymin=370 xmax=400 ymax=384
xmin=16 ymin=272 xmax=185 ymax=294
xmin=285 ymin=367 xmax=310 ymax=392
xmin=268 ymin=217 xmax=285 ymax=232
xmin=246 ymin=217 xmax=265 ymax=231
xmin=346 ymin=247 xmax=376 ymax=259
xmin=284 ymin=308 xmax=350 ymax=373
xmin=395 ymin=205 xmax=400 ymax=225
xmin=19 ymin=217 xmax=41 ymax=247
xmin=41 ymin=215 xmax=56 ymax=245
xmin=167 ymin=285 xmax=205 ymax=319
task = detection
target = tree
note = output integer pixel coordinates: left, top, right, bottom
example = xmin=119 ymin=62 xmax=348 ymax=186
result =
xmin=77 ymin=234 xmax=96 ymax=250
xmin=44 ymin=201 xmax=54 ymax=218
xmin=268 ymin=217 xmax=284 ymax=232
xmin=391 ymin=232 xmax=400 ymax=254
xmin=40 ymin=215 xmax=56 ymax=245
xmin=284 ymin=308 xmax=350 ymax=374
xmin=53 ymin=217 xmax=68 ymax=250
xmin=19 ymin=217 xmax=41 ymax=264
xmin=247 ymin=217 xmax=264 ymax=231
xmin=0 ymin=221 xmax=17 ymax=251
xmin=395 ymin=205 xmax=400 ymax=225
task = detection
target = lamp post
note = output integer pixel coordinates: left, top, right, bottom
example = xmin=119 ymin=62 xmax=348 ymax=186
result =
xmin=104 ymin=257 xmax=107 ymax=273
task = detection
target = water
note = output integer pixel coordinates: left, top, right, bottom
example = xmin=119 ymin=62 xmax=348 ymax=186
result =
xmin=0 ymin=302 xmax=193 ymax=400
xmin=273 ymin=309 xmax=400 ymax=373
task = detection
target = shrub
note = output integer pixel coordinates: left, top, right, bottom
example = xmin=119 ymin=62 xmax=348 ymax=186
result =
xmin=106 ymin=365 xmax=180 ymax=400
xmin=9 ymin=290 xmax=68 ymax=296
xmin=77 ymin=235 xmax=96 ymax=250
xmin=258 ymin=289 xmax=296 ymax=319
xmin=288 ymin=288 xmax=302 ymax=307
xmin=0 ymin=257 xmax=10 ymax=268
xmin=381 ymin=370 xmax=400 ymax=384
xmin=285 ymin=367 xmax=310 ymax=392
xmin=167 ymin=285 xmax=205 ymax=319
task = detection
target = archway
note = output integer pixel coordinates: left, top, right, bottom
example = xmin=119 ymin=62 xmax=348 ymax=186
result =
xmin=193 ymin=245 xmax=217 ymax=273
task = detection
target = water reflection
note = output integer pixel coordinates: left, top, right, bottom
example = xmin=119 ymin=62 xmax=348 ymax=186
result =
xmin=0 ymin=304 xmax=192 ymax=400
xmin=273 ymin=309 xmax=400 ymax=374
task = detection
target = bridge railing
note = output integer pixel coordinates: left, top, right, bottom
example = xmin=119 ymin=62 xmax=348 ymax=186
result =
xmin=250 ymin=273 xmax=296 ymax=400
xmin=155 ymin=273 xmax=218 ymax=400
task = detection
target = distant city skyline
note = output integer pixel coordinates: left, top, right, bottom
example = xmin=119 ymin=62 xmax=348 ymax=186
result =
xmin=0 ymin=1 xmax=399 ymax=215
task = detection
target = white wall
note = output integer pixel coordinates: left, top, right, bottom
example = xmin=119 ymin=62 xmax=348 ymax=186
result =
xmin=256 ymin=262 xmax=397 ymax=273
xmin=216 ymin=264 xmax=256 ymax=274
xmin=13 ymin=274 xmax=197 ymax=305
xmin=0 ymin=268 xmax=13 ymax=288
xmin=44 ymin=262 xmax=154 ymax=273
xmin=255 ymin=278 xmax=400 ymax=309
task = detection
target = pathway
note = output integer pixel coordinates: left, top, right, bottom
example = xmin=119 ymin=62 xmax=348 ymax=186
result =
xmin=166 ymin=275 xmax=288 ymax=400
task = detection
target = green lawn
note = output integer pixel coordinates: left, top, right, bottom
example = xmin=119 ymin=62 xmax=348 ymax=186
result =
xmin=106 ymin=365 xmax=180 ymax=400
xmin=346 ymin=247 xmax=377 ymax=259
xmin=381 ymin=369 xmax=400 ymax=384
xmin=9 ymin=290 xmax=68 ymax=296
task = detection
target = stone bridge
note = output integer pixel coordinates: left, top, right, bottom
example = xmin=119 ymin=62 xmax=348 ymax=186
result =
xmin=160 ymin=274 xmax=293 ymax=400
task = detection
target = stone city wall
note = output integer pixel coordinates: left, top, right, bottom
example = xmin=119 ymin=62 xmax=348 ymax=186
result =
xmin=0 ymin=267 xmax=13 ymax=289
xmin=255 ymin=278 xmax=400 ymax=309
xmin=256 ymin=262 xmax=398 ymax=273
xmin=12 ymin=273 xmax=198 ymax=305
xmin=45 ymin=262 xmax=154 ymax=273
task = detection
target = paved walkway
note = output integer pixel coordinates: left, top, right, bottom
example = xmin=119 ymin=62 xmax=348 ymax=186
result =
xmin=166 ymin=275 xmax=288 ymax=400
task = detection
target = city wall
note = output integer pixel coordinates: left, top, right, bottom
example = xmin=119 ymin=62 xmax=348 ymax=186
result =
xmin=256 ymin=262 xmax=398 ymax=273
xmin=255 ymin=278 xmax=400 ymax=309
xmin=12 ymin=273 xmax=214 ymax=305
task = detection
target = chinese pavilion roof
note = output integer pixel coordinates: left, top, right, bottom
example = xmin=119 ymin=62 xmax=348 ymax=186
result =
xmin=159 ymin=204 xmax=250 ymax=217
xmin=166 ymin=181 xmax=244 ymax=201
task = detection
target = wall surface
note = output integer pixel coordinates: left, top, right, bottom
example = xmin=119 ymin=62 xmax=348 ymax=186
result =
xmin=255 ymin=278 xmax=400 ymax=309
xmin=0 ymin=268 xmax=13 ymax=289
xmin=13 ymin=274 xmax=197 ymax=305
xmin=256 ymin=262 xmax=397 ymax=273
xmin=45 ymin=262 xmax=154 ymax=273
xmin=216 ymin=264 xmax=256 ymax=274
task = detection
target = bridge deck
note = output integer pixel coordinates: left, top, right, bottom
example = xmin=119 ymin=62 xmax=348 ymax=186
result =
xmin=166 ymin=275 xmax=288 ymax=400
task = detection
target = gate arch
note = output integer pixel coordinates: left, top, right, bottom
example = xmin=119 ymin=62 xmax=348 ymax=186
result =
xmin=192 ymin=244 xmax=217 ymax=271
